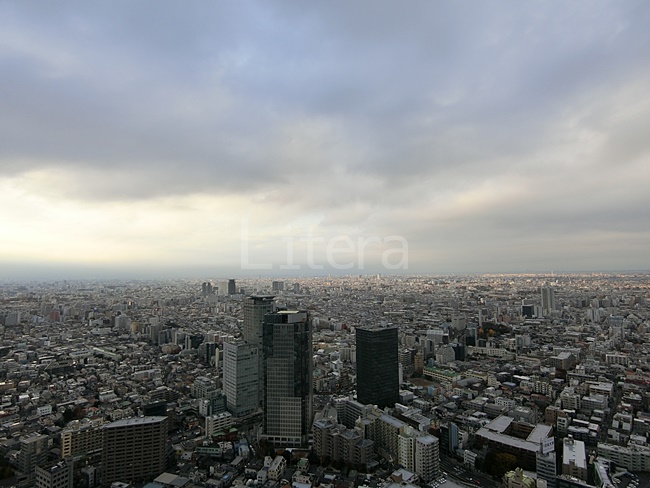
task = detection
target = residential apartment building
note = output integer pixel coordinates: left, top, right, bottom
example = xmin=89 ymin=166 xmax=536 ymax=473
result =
xmin=35 ymin=460 xmax=73 ymax=488
xmin=100 ymin=416 xmax=168 ymax=485
xmin=597 ymin=443 xmax=650 ymax=472
xmin=312 ymin=418 xmax=374 ymax=467
xmin=562 ymin=437 xmax=588 ymax=482
xmin=60 ymin=419 xmax=104 ymax=460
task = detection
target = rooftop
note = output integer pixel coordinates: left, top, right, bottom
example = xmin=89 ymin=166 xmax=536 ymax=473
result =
xmin=102 ymin=415 xmax=167 ymax=429
xmin=563 ymin=437 xmax=587 ymax=469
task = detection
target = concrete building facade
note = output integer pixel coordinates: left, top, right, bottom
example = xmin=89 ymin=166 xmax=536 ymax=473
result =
xmin=223 ymin=341 xmax=259 ymax=417
xmin=100 ymin=416 xmax=168 ymax=485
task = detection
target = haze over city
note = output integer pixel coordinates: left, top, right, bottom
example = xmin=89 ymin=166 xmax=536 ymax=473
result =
xmin=1 ymin=1 xmax=650 ymax=279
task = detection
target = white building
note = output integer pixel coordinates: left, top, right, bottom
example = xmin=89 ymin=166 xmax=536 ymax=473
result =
xmin=597 ymin=443 xmax=650 ymax=472
xmin=223 ymin=342 xmax=259 ymax=417
xmin=205 ymin=412 xmax=233 ymax=437
xmin=563 ymin=437 xmax=587 ymax=482
xmin=536 ymin=450 xmax=556 ymax=486
xmin=495 ymin=397 xmax=516 ymax=409
xmin=37 ymin=405 xmax=52 ymax=417
xmin=560 ymin=387 xmax=581 ymax=410
xmin=268 ymin=456 xmax=286 ymax=481
xmin=396 ymin=426 xmax=440 ymax=482
xmin=581 ymin=394 xmax=607 ymax=412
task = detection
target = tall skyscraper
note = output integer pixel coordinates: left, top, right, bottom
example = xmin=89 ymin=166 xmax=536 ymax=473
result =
xmin=356 ymin=327 xmax=399 ymax=409
xmin=214 ymin=279 xmax=237 ymax=295
xmin=223 ymin=341 xmax=259 ymax=417
xmin=201 ymin=281 xmax=213 ymax=297
xmin=100 ymin=416 xmax=168 ymax=485
xmin=243 ymin=295 xmax=274 ymax=406
xmin=228 ymin=279 xmax=237 ymax=295
xmin=262 ymin=310 xmax=312 ymax=447
xmin=243 ymin=295 xmax=275 ymax=346
xmin=541 ymin=286 xmax=556 ymax=315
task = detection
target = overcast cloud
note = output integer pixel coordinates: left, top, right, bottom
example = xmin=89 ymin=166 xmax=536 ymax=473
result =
xmin=1 ymin=1 xmax=649 ymax=278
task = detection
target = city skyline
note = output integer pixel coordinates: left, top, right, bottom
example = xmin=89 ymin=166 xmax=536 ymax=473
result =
xmin=2 ymin=1 xmax=650 ymax=279
xmin=1 ymin=272 xmax=649 ymax=485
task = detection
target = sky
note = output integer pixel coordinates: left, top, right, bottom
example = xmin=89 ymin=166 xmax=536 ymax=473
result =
xmin=1 ymin=1 xmax=650 ymax=279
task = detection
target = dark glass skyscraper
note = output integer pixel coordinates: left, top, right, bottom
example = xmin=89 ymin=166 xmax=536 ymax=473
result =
xmin=262 ymin=310 xmax=312 ymax=447
xmin=228 ymin=278 xmax=237 ymax=295
xmin=356 ymin=327 xmax=399 ymax=408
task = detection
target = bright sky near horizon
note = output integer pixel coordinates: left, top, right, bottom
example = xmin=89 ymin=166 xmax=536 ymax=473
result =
xmin=1 ymin=1 xmax=650 ymax=279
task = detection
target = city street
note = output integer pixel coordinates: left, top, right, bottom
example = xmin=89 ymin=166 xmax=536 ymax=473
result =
xmin=439 ymin=456 xmax=497 ymax=488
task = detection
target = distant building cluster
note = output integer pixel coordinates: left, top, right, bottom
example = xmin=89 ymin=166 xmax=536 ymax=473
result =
xmin=0 ymin=274 xmax=649 ymax=487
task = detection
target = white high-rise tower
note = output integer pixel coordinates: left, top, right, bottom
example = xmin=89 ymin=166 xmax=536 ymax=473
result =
xmin=223 ymin=342 xmax=259 ymax=417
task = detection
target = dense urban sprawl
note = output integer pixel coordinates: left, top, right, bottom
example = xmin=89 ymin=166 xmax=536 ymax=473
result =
xmin=1 ymin=274 xmax=649 ymax=488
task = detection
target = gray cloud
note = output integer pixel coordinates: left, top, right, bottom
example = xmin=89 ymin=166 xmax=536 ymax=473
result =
xmin=1 ymin=0 xmax=650 ymax=273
